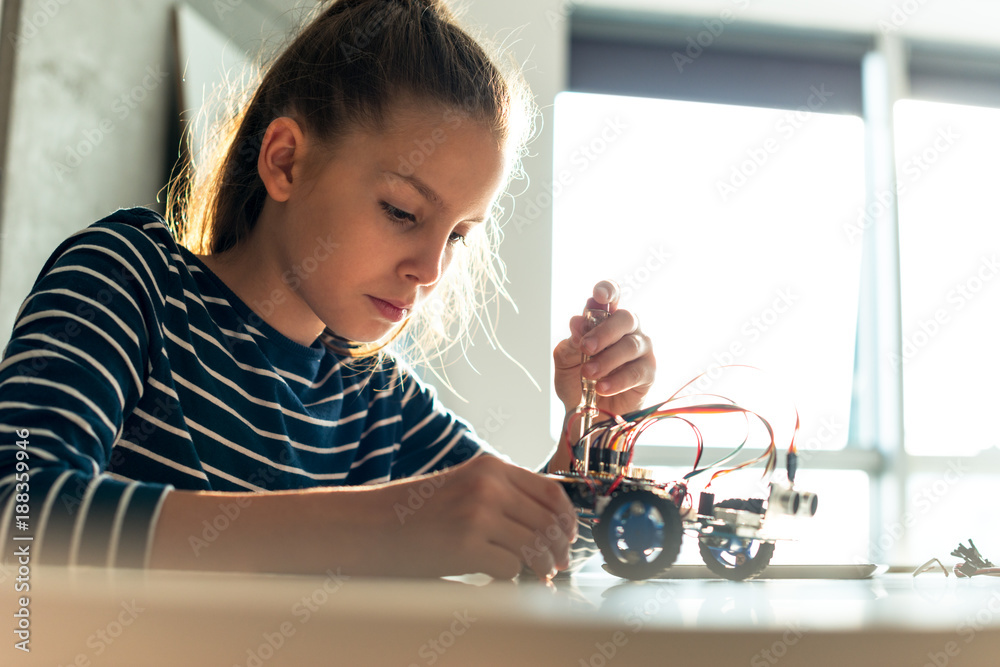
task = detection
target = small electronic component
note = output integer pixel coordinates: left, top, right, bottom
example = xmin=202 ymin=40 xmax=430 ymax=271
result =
xmin=914 ymin=540 xmax=1000 ymax=578
xmin=952 ymin=540 xmax=1000 ymax=577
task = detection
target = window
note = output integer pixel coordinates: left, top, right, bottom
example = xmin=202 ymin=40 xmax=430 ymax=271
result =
xmin=551 ymin=92 xmax=865 ymax=458
xmin=559 ymin=11 xmax=1000 ymax=565
xmin=895 ymin=99 xmax=1000 ymax=456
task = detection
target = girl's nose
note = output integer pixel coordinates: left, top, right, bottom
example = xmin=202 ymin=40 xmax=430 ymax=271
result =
xmin=401 ymin=232 xmax=449 ymax=287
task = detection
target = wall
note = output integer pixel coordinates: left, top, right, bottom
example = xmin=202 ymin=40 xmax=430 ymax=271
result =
xmin=0 ymin=0 xmax=307 ymax=348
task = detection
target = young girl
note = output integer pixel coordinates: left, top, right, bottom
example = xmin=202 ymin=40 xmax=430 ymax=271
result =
xmin=0 ymin=0 xmax=654 ymax=581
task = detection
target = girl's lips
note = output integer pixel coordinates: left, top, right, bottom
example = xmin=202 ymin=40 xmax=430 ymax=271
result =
xmin=368 ymin=296 xmax=409 ymax=323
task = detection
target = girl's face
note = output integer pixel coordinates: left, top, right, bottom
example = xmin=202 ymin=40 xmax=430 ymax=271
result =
xmin=272 ymin=107 xmax=507 ymax=344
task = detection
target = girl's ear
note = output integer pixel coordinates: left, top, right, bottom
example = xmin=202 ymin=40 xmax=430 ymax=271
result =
xmin=257 ymin=116 xmax=307 ymax=203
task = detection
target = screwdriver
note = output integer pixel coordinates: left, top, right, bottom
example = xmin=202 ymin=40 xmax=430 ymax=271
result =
xmin=578 ymin=297 xmax=610 ymax=475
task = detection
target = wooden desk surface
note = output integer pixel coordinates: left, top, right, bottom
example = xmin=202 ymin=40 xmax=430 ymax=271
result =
xmin=7 ymin=566 xmax=1000 ymax=666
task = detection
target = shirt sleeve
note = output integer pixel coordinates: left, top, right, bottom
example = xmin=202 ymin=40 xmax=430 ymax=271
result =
xmin=388 ymin=363 xmax=504 ymax=479
xmin=0 ymin=219 xmax=173 ymax=569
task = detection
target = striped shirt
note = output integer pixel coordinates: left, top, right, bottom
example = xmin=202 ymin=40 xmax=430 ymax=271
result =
xmin=0 ymin=207 xmax=493 ymax=569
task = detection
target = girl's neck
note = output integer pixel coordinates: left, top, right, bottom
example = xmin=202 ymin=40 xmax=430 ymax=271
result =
xmin=196 ymin=218 xmax=325 ymax=346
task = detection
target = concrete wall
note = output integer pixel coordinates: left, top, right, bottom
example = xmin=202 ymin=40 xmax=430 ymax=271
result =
xmin=0 ymin=0 xmax=308 ymax=346
xmin=1 ymin=0 xmax=997 ymax=469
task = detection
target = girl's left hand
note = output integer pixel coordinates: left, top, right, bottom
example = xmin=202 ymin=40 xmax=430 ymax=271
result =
xmin=552 ymin=280 xmax=656 ymax=418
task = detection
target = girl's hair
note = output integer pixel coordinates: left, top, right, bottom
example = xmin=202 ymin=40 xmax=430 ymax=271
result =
xmin=168 ymin=0 xmax=535 ymax=373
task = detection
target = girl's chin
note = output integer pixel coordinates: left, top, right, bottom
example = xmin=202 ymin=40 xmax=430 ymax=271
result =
xmin=335 ymin=322 xmax=400 ymax=346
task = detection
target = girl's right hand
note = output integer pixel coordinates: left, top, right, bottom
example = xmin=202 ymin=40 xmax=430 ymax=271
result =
xmin=383 ymin=456 xmax=578 ymax=581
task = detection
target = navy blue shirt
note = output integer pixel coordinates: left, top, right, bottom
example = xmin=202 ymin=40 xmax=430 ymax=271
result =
xmin=0 ymin=208 xmax=492 ymax=568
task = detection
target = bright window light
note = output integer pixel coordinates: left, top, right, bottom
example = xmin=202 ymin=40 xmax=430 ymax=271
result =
xmin=895 ymin=99 xmax=1000 ymax=456
xmin=551 ymin=93 xmax=866 ymax=458
xmin=903 ymin=473 xmax=999 ymax=564
xmin=635 ymin=466 xmax=871 ymax=566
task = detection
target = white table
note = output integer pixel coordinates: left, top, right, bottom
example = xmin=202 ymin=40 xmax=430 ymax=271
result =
xmin=8 ymin=566 xmax=1000 ymax=666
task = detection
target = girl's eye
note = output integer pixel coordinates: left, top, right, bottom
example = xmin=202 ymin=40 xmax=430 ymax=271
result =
xmin=448 ymin=232 xmax=467 ymax=247
xmin=380 ymin=202 xmax=416 ymax=224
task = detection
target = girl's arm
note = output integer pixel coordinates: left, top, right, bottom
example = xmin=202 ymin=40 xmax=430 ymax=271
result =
xmin=0 ymin=218 xmax=171 ymax=569
xmin=150 ymin=455 xmax=578 ymax=580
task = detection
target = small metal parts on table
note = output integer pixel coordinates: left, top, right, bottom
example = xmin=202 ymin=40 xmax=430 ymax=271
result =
xmin=913 ymin=539 xmax=1000 ymax=578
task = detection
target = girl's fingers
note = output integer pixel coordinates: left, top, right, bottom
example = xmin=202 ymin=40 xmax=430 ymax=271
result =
xmin=487 ymin=518 xmax=559 ymax=579
xmin=506 ymin=468 xmax=578 ymax=532
xmin=592 ymin=280 xmax=620 ymax=308
xmin=581 ymin=330 xmax=652 ymax=381
xmin=441 ymin=458 xmax=577 ymax=579
xmin=473 ymin=541 xmax=529 ymax=581
xmin=572 ymin=308 xmax=638 ymax=351
xmin=592 ymin=356 xmax=656 ymax=397
xmin=500 ymin=501 xmax=573 ymax=571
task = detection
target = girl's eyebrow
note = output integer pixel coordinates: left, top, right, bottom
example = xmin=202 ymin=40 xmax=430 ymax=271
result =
xmin=386 ymin=170 xmax=487 ymax=224
xmin=388 ymin=171 xmax=441 ymax=205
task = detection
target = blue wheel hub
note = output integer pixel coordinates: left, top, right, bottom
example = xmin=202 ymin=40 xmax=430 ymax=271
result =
xmin=611 ymin=501 xmax=664 ymax=556
xmin=707 ymin=538 xmax=754 ymax=564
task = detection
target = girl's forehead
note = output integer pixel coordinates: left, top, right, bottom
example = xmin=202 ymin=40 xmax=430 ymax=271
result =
xmin=312 ymin=109 xmax=507 ymax=203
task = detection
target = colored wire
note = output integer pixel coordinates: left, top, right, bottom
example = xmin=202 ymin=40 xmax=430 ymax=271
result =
xmin=564 ymin=365 xmax=795 ymax=489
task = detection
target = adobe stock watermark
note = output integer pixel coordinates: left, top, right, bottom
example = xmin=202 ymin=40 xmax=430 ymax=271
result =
xmin=889 ymin=254 xmax=998 ymax=370
xmin=864 ymin=459 xmax=967 ymax=565
xmin=234 ymin=568 xmax=350 ymax=667
xmin=519 ymin=510 xmax=578 ymax=571
xmin=214 ymin=0 xmax=247 ymax=20
xmin=188 ymin=496 xmax=252 ymax=557
xmin=878 ymin=0 xmax=931 ymax=35
xmin=750 ymin=623 xmax=805 ymax=667
xmin=7 ymin=0 xmax=73 ymax=52
xmin=795 ymin=416 xmax=843 ymax=466
xmin=716 ymin=84 xmax=834 ymax=202
xmin=577 ymin=586 xmax=677 ymax=666
xmin=406 ymin=610 xmax=477 ymax=667
xmin=617 ymin=245 xmax=672 ymax=301
xmin=684 ymin=288 xmax=798 ymax=396
xmin=392 ymin=93 xmax=506 ymax=180
xmin=920 ymin=590 xmax=1000 ymax=667
xmin=183 ymin=448 xmax=305 ymax=555
xmin=671 ymin=0 xmax=752 ymax=73
xmin=394 ymin=473 xmax=448 ymax=524
xmin=247 ymin=233 xmax=338 ymax=324
xmin=747 ymin=415 xmax=843 ymax=498
xmin=59 ymin=397 xmax=181 ymax=516
xmin=51 ymin=599 xmax=145 ymax=666
xmin=477 ymin=406 xmax=510 ymax=439
xmin=513 ymin=115 xmax=628 ymax=234
xmin=546 ymin=0 xmax=591 ymax=30
xmin=52 ymin=65 xmax=169 ymax=182
xmin=844 ymin=126 xmax=960 ymax=244
xmin=2 ymin=254 xmax=152 ymax=385
xmin=392 ymin=412 xmax=508 ymax=524
xmin=393 ymin=103 xmax=480 ymax=179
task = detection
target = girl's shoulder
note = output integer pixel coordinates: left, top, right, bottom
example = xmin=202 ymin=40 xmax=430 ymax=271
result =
xmin=88 ymin=206 xmax=180 ymax=253
xmin=40 ymin=207 xmax=179 ymax=271
xmin=16 ymin=209 xmax=213 ymax=342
